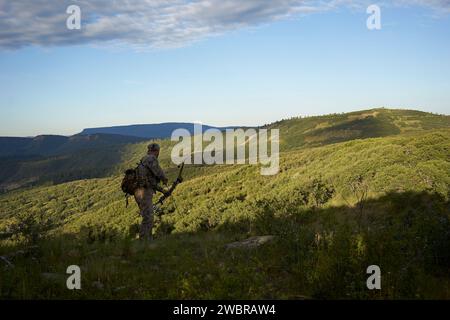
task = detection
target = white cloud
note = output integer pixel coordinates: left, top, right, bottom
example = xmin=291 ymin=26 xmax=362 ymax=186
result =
xmin=0 ymin=0 xmax=448 ymax=50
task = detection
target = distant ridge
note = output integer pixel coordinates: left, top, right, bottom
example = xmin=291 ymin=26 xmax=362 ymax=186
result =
xmin=80 ymin=122 xmax=242 ymax=139
xmin=0 ymin=133 xmax=146 ymax=158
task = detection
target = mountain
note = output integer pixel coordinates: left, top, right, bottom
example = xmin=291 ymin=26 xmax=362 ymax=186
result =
xmin=1 ymin=127 xmax=449 ymax=299
xmin=266 ymin=108 xmax=450 ymax=150
xmin=0 ymin=122 xmax=243 ymax=192
xmin=80 ymin=123 xmax=242 ymax=139
xmin=3 ymin=128 xmax=448 ymax=233
xmin=0 ymin=135 xmax=67 ymax=158
xmin=0 ymin=133 xmax=147 ymax=158
xmin=0 ymin=108 xmax=448 ymax=193
xmin=0 ymin=134 xmax=148 ymax=192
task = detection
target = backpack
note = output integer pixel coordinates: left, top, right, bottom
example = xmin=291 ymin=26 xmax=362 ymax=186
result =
xmin=121 ymin=168 xmax=139 ymax=207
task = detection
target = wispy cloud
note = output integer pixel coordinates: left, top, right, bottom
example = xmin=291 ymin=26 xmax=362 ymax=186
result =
xmin=0 ymin=0 xmax=449 ymax=50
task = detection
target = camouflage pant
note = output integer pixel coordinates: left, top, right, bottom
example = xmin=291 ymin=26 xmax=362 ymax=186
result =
xmin=134 ymin=187 xmax=154 ymax=241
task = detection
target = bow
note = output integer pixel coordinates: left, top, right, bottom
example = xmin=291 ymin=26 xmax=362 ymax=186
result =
xmin=153 ymin=161 xmax=185 ymax=215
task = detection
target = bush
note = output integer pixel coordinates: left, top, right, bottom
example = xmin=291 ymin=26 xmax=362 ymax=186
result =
xmin=4 ymin=212 xmax=56 ymax=245
xmin=293 ymin=178 xmax=335 ymax=210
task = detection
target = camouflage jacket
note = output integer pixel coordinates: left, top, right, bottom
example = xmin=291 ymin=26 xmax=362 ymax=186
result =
xmin=136 ymin=154 xmax=167 ymax=190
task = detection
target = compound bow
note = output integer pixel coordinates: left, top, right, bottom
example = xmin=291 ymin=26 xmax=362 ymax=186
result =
xmin=153 ymin=161 xmax=185 ymax=215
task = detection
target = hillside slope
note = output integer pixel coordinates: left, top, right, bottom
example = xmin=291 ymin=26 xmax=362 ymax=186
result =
xmin=0 ymin=129 xmax=449 ymax=299
xmin=1 ymin=108 xmax=448 ymax=193
xmin=268 ymin=108 xmax=450 ymax=150
xmin=1 ymin=129 xmax=448 ymax=233
xmin=0 ymin=134 xmax=148 ymax=192
xmin=0 ymin=134 xmax=146 ymax=158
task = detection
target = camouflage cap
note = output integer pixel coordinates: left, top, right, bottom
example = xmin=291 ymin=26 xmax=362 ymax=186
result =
xmin=148 ymin=143 xmax=161 ymax=152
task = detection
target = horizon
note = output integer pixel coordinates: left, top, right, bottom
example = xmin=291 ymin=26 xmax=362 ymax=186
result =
xmin=1 ymin=1 xmax=450 ymax=137
xmin=1 ymin=106 xmax=448 ymax=138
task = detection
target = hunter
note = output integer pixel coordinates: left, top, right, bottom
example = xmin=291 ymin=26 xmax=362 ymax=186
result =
xmin=135 ymin=143 xmax=168 ymax=241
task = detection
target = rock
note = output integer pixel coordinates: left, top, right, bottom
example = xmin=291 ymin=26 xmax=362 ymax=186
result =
xmin=225 ymin=236 xmax=275 ymax=249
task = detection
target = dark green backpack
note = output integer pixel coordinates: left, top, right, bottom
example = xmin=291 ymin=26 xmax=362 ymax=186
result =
xmin=121 ymin=168 xmax=139 ymax=207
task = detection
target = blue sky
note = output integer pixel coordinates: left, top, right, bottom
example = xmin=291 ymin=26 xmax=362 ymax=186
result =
xmin=0 ymin=1 xmax=449 ymax=137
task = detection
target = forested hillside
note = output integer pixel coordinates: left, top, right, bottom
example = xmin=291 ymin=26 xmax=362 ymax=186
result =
xmin=0 ymin=121 xmax=449 ymax=299
xmin=268 ymin=108 xmax=450 ymax=150
xmin=0 ymin=134 xmax=146 ymax=157
xmin=0 ymin=134 xmax=147 ymax=192
xmin=1 ymin=108 xmax=448 ymax=193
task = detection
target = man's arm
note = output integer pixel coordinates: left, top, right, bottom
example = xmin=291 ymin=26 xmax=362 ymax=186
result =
xmin=147 ymin=156 xmax=168 ymax=185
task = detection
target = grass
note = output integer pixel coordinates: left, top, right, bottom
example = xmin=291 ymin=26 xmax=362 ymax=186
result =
xmin=1 ymin=191 xmax=449 ymax=299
